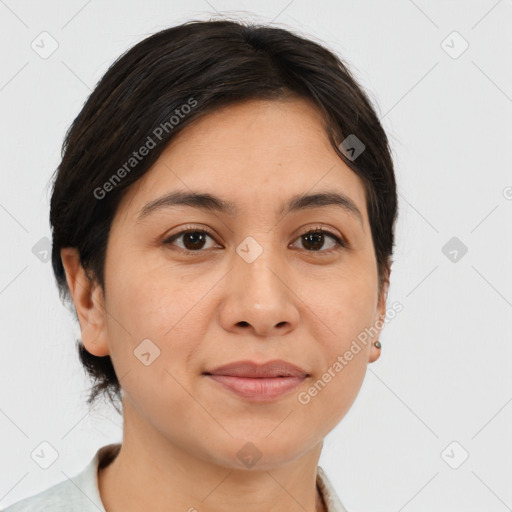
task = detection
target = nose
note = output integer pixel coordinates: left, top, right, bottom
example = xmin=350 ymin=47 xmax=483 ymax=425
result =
xmin=218 ymin=246 xmax=300 ymax=338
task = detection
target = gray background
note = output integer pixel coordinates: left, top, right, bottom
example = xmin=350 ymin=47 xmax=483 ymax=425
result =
xmin=0 ymin=1 xmax=511 ymax=511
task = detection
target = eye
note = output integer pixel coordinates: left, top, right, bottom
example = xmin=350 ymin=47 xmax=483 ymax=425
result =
xmin=163 ymin=227 xmax=219 ymax=252
xmin=290 ymin=227 xmax=347 ymax=254
xmin=162 ymin=225 xmax=348 ymax=254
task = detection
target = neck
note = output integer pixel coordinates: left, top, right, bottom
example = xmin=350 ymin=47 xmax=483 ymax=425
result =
xmin=98 ymin=399 xmax=327 ymax=512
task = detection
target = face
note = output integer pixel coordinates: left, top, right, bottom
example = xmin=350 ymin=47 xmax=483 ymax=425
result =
xmin=64 ymin=97 xmax=388 ymax=470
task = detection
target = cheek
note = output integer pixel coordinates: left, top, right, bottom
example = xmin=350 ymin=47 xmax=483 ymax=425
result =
xmin=103 ymin=259 xmax=217 ymax=379
xmin=308 ymin=267 xmax=378 ymax=338
xmin=107 ymin=255 xmax=202 ymax=334
xmin=298 ymin=285 xmax=375 ymax=430
xmin=102 ymin=267 xmax=205 ymax=419
xmin=302 ymin=270 xmax=376 ymax=396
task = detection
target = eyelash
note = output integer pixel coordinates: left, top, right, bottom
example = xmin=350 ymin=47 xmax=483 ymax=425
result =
xmin=162 ymin=225 xmax=348 ymax=255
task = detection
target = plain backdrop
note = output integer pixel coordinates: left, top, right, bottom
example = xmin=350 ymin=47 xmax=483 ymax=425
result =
xmin=0 ymin=1 xmax=511 ymax=511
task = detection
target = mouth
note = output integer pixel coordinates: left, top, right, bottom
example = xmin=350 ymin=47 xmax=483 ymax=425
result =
xmin=203 ymin=359 xmax=310 ymax=402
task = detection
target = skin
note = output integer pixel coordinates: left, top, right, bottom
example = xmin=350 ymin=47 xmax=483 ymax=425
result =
xmin=61 ymin=96 xmax=389 ymax=512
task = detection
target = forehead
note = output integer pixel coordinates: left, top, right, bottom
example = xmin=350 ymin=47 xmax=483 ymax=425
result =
xmin=117 ymin=97 xmax=368 ymax=225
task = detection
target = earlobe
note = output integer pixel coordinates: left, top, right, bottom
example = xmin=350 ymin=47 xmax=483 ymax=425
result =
xmin=60 ymin=248 xmax=110 ymax=357
xmin=368 ymin=340 xmax=382 ymax=363
xmin=369 ymin=269 xmax=390 ymax=364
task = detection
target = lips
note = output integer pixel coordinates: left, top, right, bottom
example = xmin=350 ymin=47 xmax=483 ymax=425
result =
xmin=203 ymin=359 xmax=309 ymax=378
xmin=203 ymin=360 xmax=309 ymax=402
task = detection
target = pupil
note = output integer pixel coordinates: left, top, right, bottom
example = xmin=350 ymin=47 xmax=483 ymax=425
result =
xmin=304 ymin=232 xmax=323 ymax=251
xmin=181 ymin=232 xmax=326 ymax=251
xmin=184 ymin=232 xmax=205 ymax=250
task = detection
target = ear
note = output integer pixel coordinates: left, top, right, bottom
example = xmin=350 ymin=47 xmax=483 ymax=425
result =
xmin=368 ymin=260 xmax=391 ymax=364
xmin=60 ymin=247 xmax=110 ymax=357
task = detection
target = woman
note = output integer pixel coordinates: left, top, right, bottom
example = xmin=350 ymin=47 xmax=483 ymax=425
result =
xmin=5 ymin=18 xmax=397 ymax=512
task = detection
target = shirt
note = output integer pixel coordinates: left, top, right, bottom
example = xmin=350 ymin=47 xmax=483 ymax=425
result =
xmin=3 ymin=443 xmax=350 ymax=512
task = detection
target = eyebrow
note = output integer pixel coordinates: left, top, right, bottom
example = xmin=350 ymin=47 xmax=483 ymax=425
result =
xmin=137 ymin=190 xmax=363 ymax=225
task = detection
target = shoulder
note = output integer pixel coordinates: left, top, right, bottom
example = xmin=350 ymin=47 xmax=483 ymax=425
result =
xmin=317 ymin=466 xmax=352 ymax=512
xmin=2 ymin=444 xmax=120 ymax=512
xmin=2 ymin=477 xmax=88 ymax=512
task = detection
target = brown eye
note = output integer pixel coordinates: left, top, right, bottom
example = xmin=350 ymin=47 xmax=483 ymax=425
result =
xmin=163 ymin=229 xmax=218 ymax=252
xmin=291 ymin=229 xmax=346 ymax=253
xmin=163 ymin=226 xmax=347 ymax=255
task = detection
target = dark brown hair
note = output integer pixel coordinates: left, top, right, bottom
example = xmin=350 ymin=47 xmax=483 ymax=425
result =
xmin=50 ymin=18 xmax=398 ymax=411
